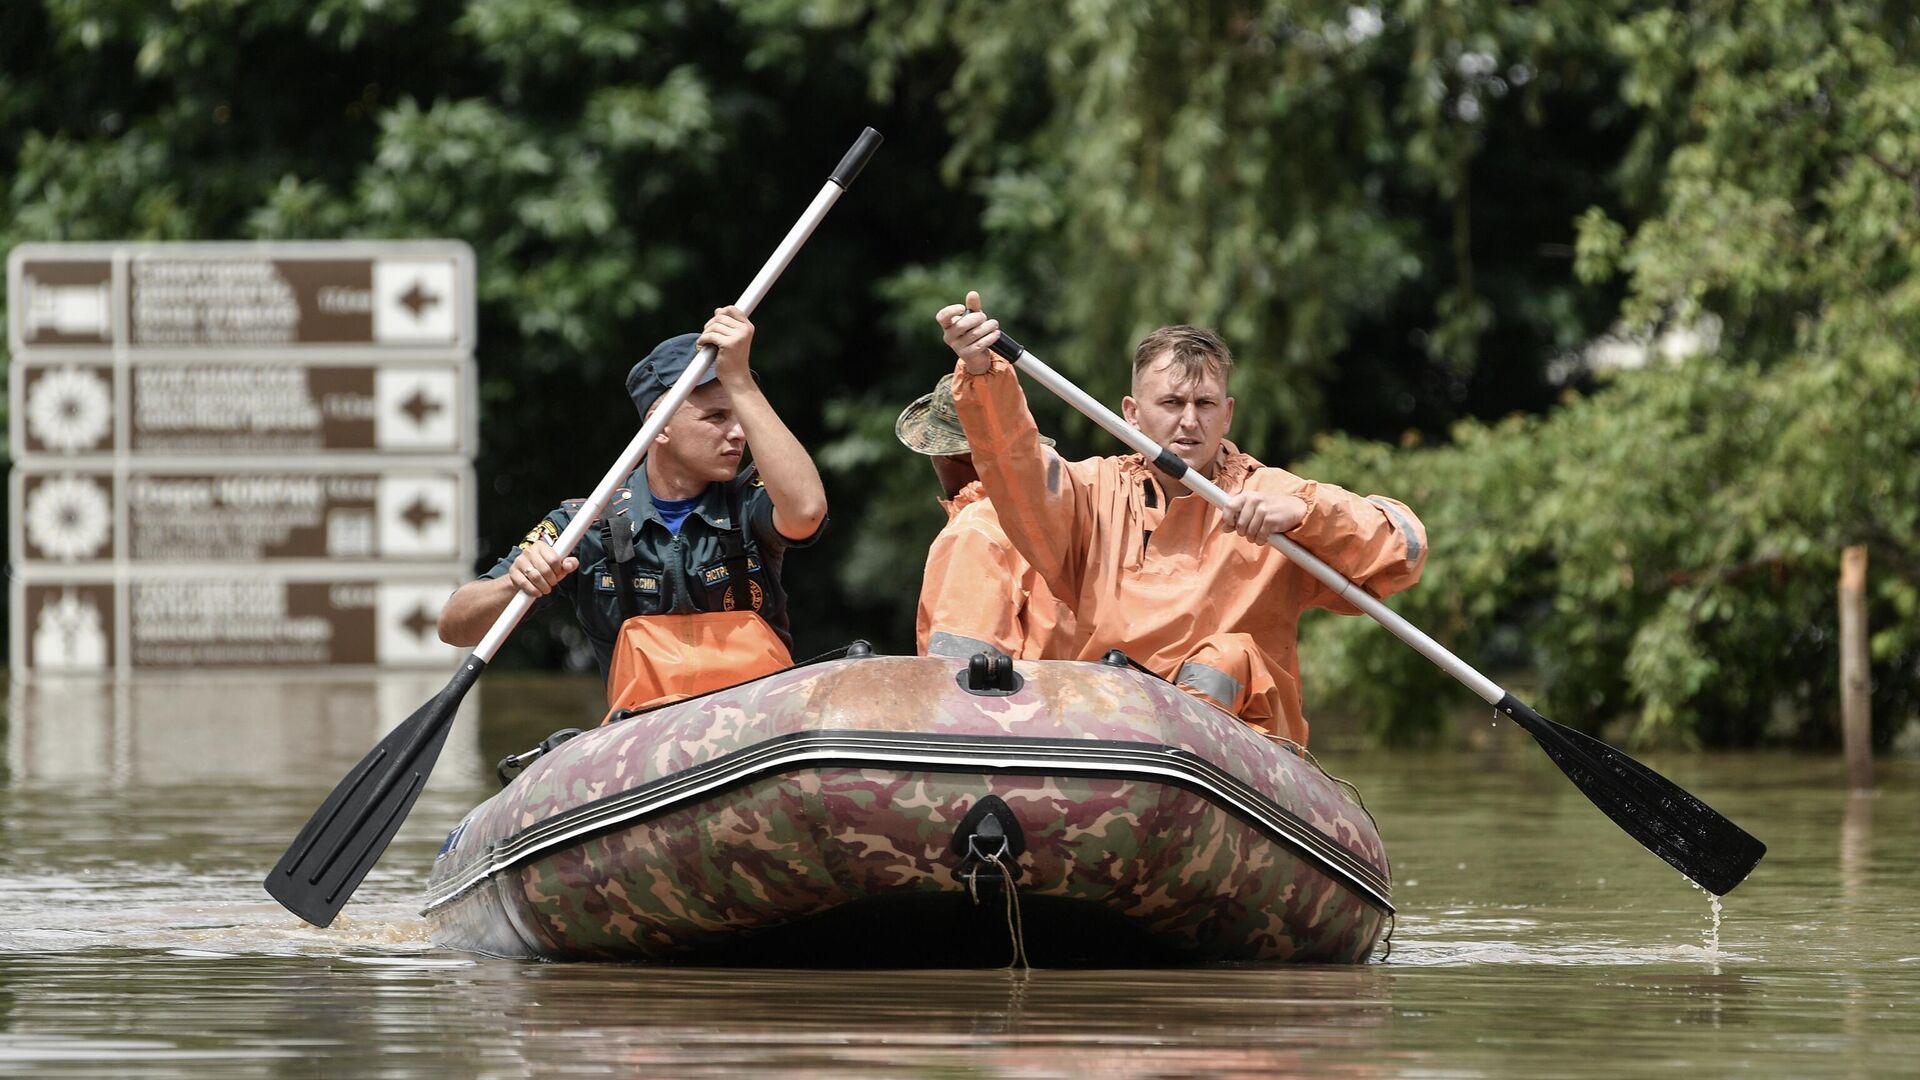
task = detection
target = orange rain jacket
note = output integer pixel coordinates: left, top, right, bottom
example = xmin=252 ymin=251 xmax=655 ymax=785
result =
xmin=951 ymin=358 xmax=1428 ymax=747
xmin=916 ymin=482 xmax=1076 ymax=659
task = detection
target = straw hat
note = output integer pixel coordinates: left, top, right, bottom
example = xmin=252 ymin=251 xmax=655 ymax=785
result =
xmin=895 ymin=372 xmax=1053 ymax=456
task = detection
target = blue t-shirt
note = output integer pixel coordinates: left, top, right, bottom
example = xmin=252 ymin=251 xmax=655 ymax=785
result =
xmin=651 ymin=494 xmax=700 ymax=535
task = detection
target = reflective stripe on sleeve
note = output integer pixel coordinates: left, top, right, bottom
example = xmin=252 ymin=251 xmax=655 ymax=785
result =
xmin=1367 ymin=496 xmax=1423 ymax=564
xmin=928 ymin=631 xmax=997 ymax=658
xmin=1175 ymin=661 xmax=1243 ymax=709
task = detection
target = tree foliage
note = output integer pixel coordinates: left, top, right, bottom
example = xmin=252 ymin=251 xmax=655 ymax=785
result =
xmin=771 ymin=0 xmax=1635 ymax=444
xmin=765 ymin=0 xmax=1642 ymax=640
xmin=1303 ymin=0 xmax=1920 ymax=746
xmin=1298 ymin=348 xmax=1920 ymax=747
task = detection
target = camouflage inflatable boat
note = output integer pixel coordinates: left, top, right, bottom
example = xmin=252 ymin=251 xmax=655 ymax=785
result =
xmin=422 ymin=650 xmax=1393 ymax=965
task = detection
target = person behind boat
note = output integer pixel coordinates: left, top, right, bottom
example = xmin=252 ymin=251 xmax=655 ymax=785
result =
xmin=936 ymin=292 xmax=1426 ymax=748
xmin=896 ymin=372 xmax=1075 ymax=660
xmin=438 ymin=307 xmax=828 ymax=714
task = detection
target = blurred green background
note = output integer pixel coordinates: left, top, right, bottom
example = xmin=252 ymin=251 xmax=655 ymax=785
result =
xmin=2 ymin=0 xmax=1915 ymax=749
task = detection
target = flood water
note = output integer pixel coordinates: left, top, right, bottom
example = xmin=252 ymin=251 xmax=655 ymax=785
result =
xmin=1 ymin=673 xmax=1914 ymax=1078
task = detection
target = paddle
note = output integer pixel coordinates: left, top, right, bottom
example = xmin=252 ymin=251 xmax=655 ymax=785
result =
xmin=265 ymin=127 xmax=885 ymax=928
xmin=973 ymin=327 xmax=1766 ymax=896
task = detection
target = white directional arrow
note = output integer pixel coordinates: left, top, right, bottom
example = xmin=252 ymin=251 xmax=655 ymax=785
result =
xmin=372 ymin=259 xmax=456 ymax=343
xmin=376 ymin=474 xmax=460 ymax=558
xmin=374 ymin=367 xmax=458 ymax=449
xmin=375 ymin=582 xmax=463 ymax=665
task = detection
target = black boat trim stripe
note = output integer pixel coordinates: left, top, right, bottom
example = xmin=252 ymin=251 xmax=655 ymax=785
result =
xmin=422 ymin=730 xmax=1394 ymax=914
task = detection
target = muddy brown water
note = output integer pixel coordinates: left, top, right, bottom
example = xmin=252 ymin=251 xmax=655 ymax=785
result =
xmin=2 ymin=674 xmax=1914 ymax=1078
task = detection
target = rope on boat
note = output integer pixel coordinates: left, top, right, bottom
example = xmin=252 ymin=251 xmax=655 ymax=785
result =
xmin=1270 ymin=732 xmax=1397 ymax=961
xmin=1282 ymin=735 xmax=1387 ymax=860
xmin=989 ymin=849 xmax=1030 ymax=970
xmin=964 ymin=851 xmax=1031 ymax=970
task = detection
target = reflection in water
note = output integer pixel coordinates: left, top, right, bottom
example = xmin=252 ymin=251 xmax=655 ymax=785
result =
xmin=6 ymin=676 xmax=122 ymax=781
xmin=0 ymin=953 xmax=1400 ymax=1079
xmin=1838 ymin=789 xmax=1877 ymax=1080
xmin=0 ymin=675 xmax=1916 ymax=1078
xmin=7 ymin=673 xmax=486 ymax=788
xmin=444 ymin=965 xmax=1397 ymax=1078
xmin=1840 ymin=790 xmax=1873 ymax=901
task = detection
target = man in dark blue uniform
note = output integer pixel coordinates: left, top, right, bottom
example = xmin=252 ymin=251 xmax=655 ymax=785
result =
xmin=438 ymin=306 xmax=828 ymax=682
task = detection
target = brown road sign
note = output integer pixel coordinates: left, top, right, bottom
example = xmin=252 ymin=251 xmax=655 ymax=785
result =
xmin=13 ymin=576 xmax=466 ymax=674
xmin=7 ymin=241 xmax=481 ymax=679
xmin=10 ymin=358 xmax=474 ymax=458
xmin=8 ymin=242 xmax=474 ymax=352
xmin=12 ymin=466 xmax=475 ymax=565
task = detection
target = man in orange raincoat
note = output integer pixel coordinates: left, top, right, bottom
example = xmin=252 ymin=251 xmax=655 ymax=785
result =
xmin=935 ymin=291 xmax=1426 ymax=748
xmin=896 ymin=373 xmax=1074 ymax=660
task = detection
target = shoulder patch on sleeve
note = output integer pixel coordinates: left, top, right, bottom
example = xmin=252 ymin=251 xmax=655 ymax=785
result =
xmin=517 ymin=518 xmax=562 ymax=551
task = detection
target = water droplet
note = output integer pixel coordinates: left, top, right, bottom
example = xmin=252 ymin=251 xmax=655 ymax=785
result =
xmin=1685 ymin=876 xmax=1723 ymax=958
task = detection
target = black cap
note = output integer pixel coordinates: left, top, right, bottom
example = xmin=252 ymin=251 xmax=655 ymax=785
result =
xmin=626 ymin=332 xmax=713 ymax=419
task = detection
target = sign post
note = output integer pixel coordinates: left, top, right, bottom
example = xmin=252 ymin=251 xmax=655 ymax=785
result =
xmin=8 ymin=241 xmax=479 ymax=678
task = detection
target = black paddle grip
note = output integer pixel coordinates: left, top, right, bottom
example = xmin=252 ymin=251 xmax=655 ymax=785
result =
xmin=1151 ymin=448 xmax=1190 ymax=478
xmin=1497 ymin=692 xmax=1543 ymax=727
xmin=831 ymin=127 xmax=885 ymax=189
xmin=988 ymin=332 xmax=1025 ymax=361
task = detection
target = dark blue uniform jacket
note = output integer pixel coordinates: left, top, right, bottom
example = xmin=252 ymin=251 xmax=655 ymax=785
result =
xmin=482 ymin=466 xmax=822 ymax=677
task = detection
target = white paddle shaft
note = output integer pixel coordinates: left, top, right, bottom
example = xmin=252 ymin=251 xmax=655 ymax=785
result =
xmin=472 ymin=137 xmax=877 ymax=662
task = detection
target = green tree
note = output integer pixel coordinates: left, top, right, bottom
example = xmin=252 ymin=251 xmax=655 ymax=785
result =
xmin=771 ymin=0 xmax=1642 ymax=624
xmin=1301 ymin=0 xmax=1920 ymax=746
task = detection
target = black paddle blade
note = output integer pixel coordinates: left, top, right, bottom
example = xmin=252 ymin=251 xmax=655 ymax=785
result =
xmin=265 ymin=659 xmax=486 ymax=927
xmin=1497 ymin=693 xmax=1765 ymax=895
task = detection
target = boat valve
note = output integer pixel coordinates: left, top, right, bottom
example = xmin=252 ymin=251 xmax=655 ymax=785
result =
xmin=494 ymin=727 xmax=583 ymax=786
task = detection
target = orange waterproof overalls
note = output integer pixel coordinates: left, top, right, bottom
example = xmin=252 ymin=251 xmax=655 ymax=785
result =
xmin=952 ymin=358 xmax=1427 ymax=747
xmin=916 ymin=481 xmax=1077 ymax=659
xmin=596 ymin=479 xmax=800 ymax=720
